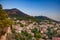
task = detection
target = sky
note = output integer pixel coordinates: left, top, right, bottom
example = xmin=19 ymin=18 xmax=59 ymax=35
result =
xmin=0 ymin=0 xmax=60 ymax=21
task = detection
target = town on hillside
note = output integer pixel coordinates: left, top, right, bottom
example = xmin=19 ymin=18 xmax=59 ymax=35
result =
xmin=0 ymin=2 xmax=60 ymax=40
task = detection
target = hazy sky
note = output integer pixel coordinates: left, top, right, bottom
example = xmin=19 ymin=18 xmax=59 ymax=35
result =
xmin=0 ymin=0 xmax=60 ymax=21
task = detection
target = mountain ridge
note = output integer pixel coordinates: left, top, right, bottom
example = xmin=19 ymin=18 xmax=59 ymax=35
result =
xmin=4 ymin=8 xmax=30 ymax=18
xmin=4 ymin=8 xmax=60 ymax=23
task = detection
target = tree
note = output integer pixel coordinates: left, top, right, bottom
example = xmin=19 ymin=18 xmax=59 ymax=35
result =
xmin=0 ymin=4 xmax=2 ymax=10
xmin=31 ymin=28 xmax=39 ymax=34
xmin=21 ymin=30 xmax=32 ymax=40
xmin=0 ymin=4 xmax=13 ymax=38
xmin=31 ymin=28 xmax=41 ymax=40
xmin=34 ymin=32 xmax=41 ymax=40
xmin=47 ymin=27 xmax=53 ymax=39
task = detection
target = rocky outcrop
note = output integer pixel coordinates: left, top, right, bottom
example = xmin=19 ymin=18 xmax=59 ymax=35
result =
xmin=0 ymin=27 xmax=12 ymax=40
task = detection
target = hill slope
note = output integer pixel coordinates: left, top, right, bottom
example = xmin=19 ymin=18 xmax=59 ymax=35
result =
xmin=4 ymin=8 xmax=60 ymax=23
xmin=35 ymin=16 xmax=60 ymax=23
xmin=4 ymin=8 xmax=29 ymax=19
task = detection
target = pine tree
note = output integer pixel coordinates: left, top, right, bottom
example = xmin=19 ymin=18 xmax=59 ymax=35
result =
xmin=0 ymin=4 xmax=13 ymax=38
xmin=0 ymin=4 xmax=2 ymax=10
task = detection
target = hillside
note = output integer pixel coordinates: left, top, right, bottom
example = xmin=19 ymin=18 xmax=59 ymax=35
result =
xmin=4 ymin=8 xmax=60 ymax=23
xmin=35 ymin=16 xmax=60 ymax=23
xmin=4 ymin=8 xmax=31 ymax=20
xmin=1 ymin=8 xmax=60 ymax=40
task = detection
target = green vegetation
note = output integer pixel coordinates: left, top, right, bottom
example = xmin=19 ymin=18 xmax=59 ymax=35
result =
xmin=31 ymin=28 xmax=41 ymax=40
xmin=0 ymin=4 xmax=13 ymax=38
xmin=21 ymin=30 xmax=32 ymax=40
xmin=47 ymin=27 xmax=53 ymax=39
xmin=20 ymin=23 xmax=24 ymax=27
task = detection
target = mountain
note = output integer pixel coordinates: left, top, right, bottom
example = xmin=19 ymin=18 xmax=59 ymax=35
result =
xmin=4 ymin=8 xmax=30 ymax=19
xmin=4 ymin=8 xmax=60 ymax=23
xmin=35 ymin=16 xmax=60 ymax=23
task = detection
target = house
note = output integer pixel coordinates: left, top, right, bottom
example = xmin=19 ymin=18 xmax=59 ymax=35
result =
xmin=52 ymin=37 xmax=60 ymax=40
